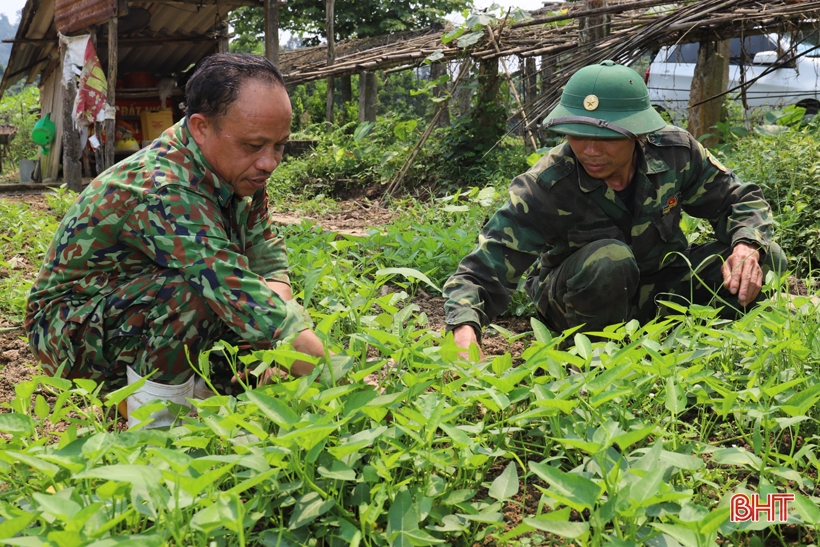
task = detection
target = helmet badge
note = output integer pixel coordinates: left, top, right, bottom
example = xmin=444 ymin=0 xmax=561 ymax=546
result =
xmin=584 ymin=95 xmax=599 ymax=111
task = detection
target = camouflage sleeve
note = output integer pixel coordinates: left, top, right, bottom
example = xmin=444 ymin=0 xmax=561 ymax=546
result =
xmin=443 ymin=173 xmax=551 ymax=331
xmin=680 ymin=136 xmax=773 ymax=255
xmin=245 ymin=186 xmax=291 ymax=285
xmin=120 ymin=186 xmax=307 ymax=345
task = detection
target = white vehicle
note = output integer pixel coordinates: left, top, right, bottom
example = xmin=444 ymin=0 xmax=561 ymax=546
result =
xmin=645 ymin=34 xmax=820 ymax=119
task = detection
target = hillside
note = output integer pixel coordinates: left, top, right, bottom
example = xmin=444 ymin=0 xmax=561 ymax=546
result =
xmin=0 ymin=14 xmax=17 ymax=74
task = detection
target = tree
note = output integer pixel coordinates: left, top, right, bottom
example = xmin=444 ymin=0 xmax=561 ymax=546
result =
xmin=229 ymin=0 xmax=472 ymax=52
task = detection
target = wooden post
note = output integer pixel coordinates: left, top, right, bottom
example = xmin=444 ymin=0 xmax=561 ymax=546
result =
xmin=325 ymin=0 xmax=335 ymax=128
xmin=104 ymin=15 xmax=117 ymax=171
xmin=339 ymin=75 xmax=352 ymax=104
xmin=540 ymin=54 xmax=553 ymax=96
xmin=217 ymin=24 xmax=229 ymax=53
xmin=430 ymin=61 xmax=449 ymax=127
xmin=688 ymin=39 xmax=729 ymax=148
xmin=63 ymin=79 xmax=82 ymax=191
xmin=358 ymin=71 xmax=377 ymax=123
xmin=525 ymin=57 xmax=537 ymax=104
xmin=264 ymin=0 xmax=280 ymax=65
xmin=579 ymin=0 xmax=610 ymax=45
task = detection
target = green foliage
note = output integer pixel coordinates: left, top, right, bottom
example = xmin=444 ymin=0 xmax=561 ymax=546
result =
xmin=1 ymin=256 xmax=819 ymax=545
xmin=0 ymin=199 xmax=58 ymax=319
xmin=272 ymin=113 xmax=528 ymax=197
xmin=0 ymin=85 xmax=40 ymax=177
xmin=2 ymin=167 xmax=820 ymax=544
xmin=718 ymin=107 xmax=820 ymax=277
xmin=228 ymin=0 xmax=472 ymax=53
xmin=44 ymin=185 xmax=79 ymax=220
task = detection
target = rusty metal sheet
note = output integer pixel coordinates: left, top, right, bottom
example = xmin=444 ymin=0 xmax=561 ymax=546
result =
xmin=55 ymin=0 xmax=117 ymax=35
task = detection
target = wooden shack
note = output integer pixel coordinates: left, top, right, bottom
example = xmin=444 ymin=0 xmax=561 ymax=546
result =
xmin=0 ymin=0 xmax=285 ymax=189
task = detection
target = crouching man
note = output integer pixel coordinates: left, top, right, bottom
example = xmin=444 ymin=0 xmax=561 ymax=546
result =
xmin=25 ymin=53 xmax=325 ymax=426
xmin=443 ymin=61 xmax=787 ymax=353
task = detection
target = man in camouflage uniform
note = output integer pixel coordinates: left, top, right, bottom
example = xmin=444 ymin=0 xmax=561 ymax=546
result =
xmin=25 ymin=54 xmax=325 ymax=421
xmin=443 ymin=61 xmax=786 ymax=352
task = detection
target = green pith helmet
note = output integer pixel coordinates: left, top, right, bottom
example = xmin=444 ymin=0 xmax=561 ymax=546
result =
xmin=543 ymin=60 xmax=666 ymax=139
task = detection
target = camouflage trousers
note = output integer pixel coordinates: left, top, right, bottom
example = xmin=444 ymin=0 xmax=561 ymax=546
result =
xmin=524 ymin=239 xmax=788 ymax=333
xmin=31 ymin=270 xmax=250 ymax=393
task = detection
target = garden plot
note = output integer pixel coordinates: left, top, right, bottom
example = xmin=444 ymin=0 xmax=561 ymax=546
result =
xmin=1 ymin=190 xmax=820 ymax=547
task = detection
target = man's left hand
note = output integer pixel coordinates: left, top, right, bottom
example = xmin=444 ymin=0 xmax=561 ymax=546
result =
xmin=722 ymin=242 xmax=763 ymax=307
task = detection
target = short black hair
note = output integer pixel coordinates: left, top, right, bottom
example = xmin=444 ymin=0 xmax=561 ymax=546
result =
xmin=185 ymin=53 xmax=285 ymax=125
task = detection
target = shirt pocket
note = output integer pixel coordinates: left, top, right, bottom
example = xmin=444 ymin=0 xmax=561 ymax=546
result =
xmin=653 ymin=210 xmax=681 ymax=243
xmin=567 ymin=226 xmax=624 ymax=249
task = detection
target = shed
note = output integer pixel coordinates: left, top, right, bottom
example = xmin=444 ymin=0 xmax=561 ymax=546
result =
xmin=0 ymin=0 xmax=285 ymax=188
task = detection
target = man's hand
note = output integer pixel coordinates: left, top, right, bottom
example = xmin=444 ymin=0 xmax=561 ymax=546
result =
xmin=233 ymin=281 xmax=327 ymax=384
xmin=453 ymin=324 xmax=484 ymax=361
xmin=722 ymin=242 xmax=763 ymax=307
xmin=290 ymin=328 xmax=325 ymax=377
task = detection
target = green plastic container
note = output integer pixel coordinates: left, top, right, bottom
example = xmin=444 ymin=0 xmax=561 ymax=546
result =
xmin=31 ymin=113 xmax=56 ymax=155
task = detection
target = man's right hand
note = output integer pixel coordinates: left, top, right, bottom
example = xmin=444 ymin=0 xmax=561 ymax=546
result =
xmin=290 ymin=328 xmax=326 ymax=377
xmin=453 ymin=324 xmax=484 ymax=361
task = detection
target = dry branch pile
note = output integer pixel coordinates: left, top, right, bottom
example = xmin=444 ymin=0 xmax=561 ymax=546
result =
xmin=279 ymin=0 xmax=820 ymax=124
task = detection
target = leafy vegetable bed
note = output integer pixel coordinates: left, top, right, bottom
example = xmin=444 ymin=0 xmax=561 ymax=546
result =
xmin=1 ymin=193 xmax=819 ymax=547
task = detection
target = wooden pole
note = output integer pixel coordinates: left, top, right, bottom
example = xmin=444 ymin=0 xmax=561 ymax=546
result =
xmin=358 ymin=71 xmax=377 ymax=123
xmin=104 ymin=15 xmax=117 ymax=171
xmin=63 ymin=79 xmax=82 ymax=191
xmin=264 ymin=0 xmax=280 ymax=65
xmin=325 ymin=0 xmax=335 ymax=129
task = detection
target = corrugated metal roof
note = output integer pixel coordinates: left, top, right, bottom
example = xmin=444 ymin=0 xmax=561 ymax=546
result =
xmin=1 ymin=0 xmax=259 ymax=96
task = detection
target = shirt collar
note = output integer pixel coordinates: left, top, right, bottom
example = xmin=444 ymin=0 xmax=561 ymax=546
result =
xmin=174 ymin=119 xmax=235 ymax=208
xmin=639 ymin=137 xmax=671 ymax=175
xmin=574 ymin=139 xmax=668 ymax=193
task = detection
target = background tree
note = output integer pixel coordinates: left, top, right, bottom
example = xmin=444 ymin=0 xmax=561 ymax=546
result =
xmin=229 ymin=0 xmax=472 ymax=52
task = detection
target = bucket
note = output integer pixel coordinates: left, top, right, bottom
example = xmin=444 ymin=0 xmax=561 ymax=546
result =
xmin=19 ymin=159 xmax=36 ymax=183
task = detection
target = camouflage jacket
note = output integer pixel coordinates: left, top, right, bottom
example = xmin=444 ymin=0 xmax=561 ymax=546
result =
xmin=25 ymin=120 xmax=306 ymax=357
xmin=443 ymin=125 xmax=774 ymax=331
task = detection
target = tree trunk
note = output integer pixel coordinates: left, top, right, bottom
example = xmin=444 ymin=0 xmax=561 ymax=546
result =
xmin=540 ymin=54 xmax=553 ymax=96
xmin=325 ymin=0 xmax=335 ymax=128
xmin=358 ymin=71 xmax=377 ymax=123
xmin=579 ymin=0 xmax=610 ymax=45
xmin=474 ymin=57 xmax=502 ymax=151
xmin=430 ymin=61 xmax=449 ymax=127
xmin=63 ymin=79 xmax=82 ymax=192
xmin=339 ymin=74 xmax=352 ymax=103
xmin=688 ymin=40 xmax=729 ymax=148
xmin=265 ymin=0 xmax=279 ymax=65
xmin=455 ymin=59 xmax=473 ymax=116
